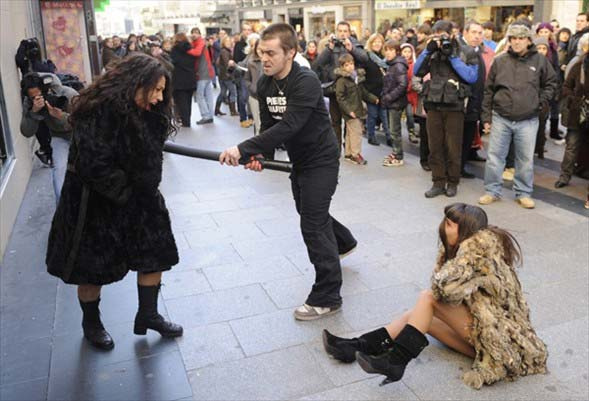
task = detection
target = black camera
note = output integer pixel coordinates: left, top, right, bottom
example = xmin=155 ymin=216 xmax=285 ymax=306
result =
xmin=440 ymin=38 xmax=453 ymax=55
xmin=331 ymin=36 xmax=345 ymax=48
xmin=44 ymin=92 xmax=68 ymax=110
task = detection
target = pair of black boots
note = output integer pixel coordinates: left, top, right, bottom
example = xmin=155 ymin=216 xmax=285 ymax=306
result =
xmin=323 ymin=324 xmax=428 ymax=385
xmin=79 ymin=284 xmax=183 ymax=350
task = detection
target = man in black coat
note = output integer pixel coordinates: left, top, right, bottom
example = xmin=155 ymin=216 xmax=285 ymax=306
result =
xmin=566 ymin=12 xmax=589 ymax=65
xmin=314 ymin=21 xmax=368 ymax=150
xmin=220 ymin=23 xmax=357 ymax=321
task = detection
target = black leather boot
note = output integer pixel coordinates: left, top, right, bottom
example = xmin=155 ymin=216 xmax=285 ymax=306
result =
xmin=356 ymin=324 xmax=429 ymax=386
xmin=134 ymin=284 xmax=183 ymax=337
xmin=79 ymin=298 xmax=114 ymax=350
xmin=323 ymin=328 xmax=393 ymax=363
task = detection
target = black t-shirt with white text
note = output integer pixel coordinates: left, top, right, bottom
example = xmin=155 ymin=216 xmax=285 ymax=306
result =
xmin=237 ymin=62 xmax=339 ymax=170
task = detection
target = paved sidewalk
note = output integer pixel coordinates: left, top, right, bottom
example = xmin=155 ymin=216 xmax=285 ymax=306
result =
xmin=1 ymin=102 xmax=588 ymax=401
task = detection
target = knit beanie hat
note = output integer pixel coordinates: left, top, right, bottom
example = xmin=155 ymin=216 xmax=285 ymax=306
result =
xmin=536 ymin=22 xmax=554 ymax=33
xmin=533 ymin=36 xmax=549 ymax=48
xmin=506 ymin=24 xmax=532 ymax=39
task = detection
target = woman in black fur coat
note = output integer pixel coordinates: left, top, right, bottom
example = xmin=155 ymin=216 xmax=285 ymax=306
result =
xmin=46 ymin=53 xmax=183 ymax=350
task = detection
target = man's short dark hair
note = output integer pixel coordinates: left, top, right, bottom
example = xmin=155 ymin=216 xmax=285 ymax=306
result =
xmin=261 ymin=22 xmax=297 ymax=54
xmin=417 ymin=24 xmax=432 ymax=35
xmin=432 ymin=20 xmax=452 ymax=35
xmin=190 ymin=27 xmax=200 ymax=35
xmin=337 ymin=21 xmax=351 ymax=31
xmin=464 ymin=20 xmax=482 ymax=32
xmin=578 ymin=12 xmax=589 ymax=19
xmin=383 ymin=39 xmax=401 ymax=53
xmin=482 ymin=21 xmax=495 ymax=31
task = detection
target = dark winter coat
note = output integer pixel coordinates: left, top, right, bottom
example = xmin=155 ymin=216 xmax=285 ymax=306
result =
xmin=334 ymin=68 xmax=378 ymax=121
xmin=46 ymin=106 xmax=178 ymax=285
xmin=482 ymin=45 xmax=558 ymax=124
xmin=217 ymin=47 xmax=234 ymax=81
xmin=363 ymin=50 xmax=387 ymax=98
xmin=566 ymin=26 xmax=589 ymax=64
xmin=465 ymin=48 xmax=486 ymax=122
xmin=381 ymin=55 xmax=408 ymax=110
xmin=562 ymin=55 xmax=589 ymax=129
xmin=171 ymin=41 xmax=197 ymax=91
xmin=244 ymin=55 xmax=262 ymax=99
xmin=432 ymin=229 xmax=547 ymax=389
xmin=314 ymin=36 xmax=368 ymax=84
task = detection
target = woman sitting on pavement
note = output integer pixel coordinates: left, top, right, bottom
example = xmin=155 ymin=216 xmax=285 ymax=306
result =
xmin=323 ymin=203 xmax=547 ymax=389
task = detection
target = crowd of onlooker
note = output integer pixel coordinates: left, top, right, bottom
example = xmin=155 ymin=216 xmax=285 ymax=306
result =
xmin=24 ymin=10 xmax=589 ymax=210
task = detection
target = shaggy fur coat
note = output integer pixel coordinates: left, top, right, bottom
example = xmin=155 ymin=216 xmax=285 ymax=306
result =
xmin=431 ymin=229 xmax=547 ymax=389
xmin=46 ymin=106 xmax=178 ymax=285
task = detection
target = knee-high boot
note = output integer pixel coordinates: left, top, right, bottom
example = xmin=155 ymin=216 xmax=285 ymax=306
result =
xmin=356 ymin=324 xmax=429 ymax=385
xmin=322 ymin=327 xmax=393 ymax=363
xmin=79 ymin=298 xmax=114 ymax=350
xmin=134 ymin=284 xmax=183 ymax=337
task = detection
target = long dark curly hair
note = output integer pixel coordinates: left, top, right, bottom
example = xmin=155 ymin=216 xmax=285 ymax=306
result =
xmin=70 ymin=53 xmax=176 ymax=137
xmin=438 ymin=203 xmax=522 ymax=268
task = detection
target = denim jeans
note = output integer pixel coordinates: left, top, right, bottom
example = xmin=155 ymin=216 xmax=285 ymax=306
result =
xmin=484 ymin=113 xmax=539 ymax=199
xmin=196 ymin=79 xmax=214 ymax=120
xmin=387 ymin=109 xmax=403 ymax=159
xmin=405 ymin=103 xmax=415 ymax=131
xmin=52 ymin=137 xmax=70 ymax=204
xmin=216 ymin=79 xmax=237 ymax=108
xmin=236 ymin=77 xmax=249 ymax=122
xmin=366 ymin=102 xmax=391 ymax=141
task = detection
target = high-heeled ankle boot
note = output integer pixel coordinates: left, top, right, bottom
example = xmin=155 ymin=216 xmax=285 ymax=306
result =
xmin=229 ymin=102 xmax=239 ymax=116
xmin=322 ymin=328 xmax=393 ymax=363
xmin=134 ymin=284 xmax=183 ymax=337
xmin=79 ymin=298 xmax=114 ymax=350
xmin=356 ymin=324 xmax=428 ymax=386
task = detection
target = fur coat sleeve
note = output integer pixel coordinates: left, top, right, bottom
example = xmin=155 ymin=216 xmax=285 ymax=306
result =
xmin=430 ymin=230 xmax=548 ymax=390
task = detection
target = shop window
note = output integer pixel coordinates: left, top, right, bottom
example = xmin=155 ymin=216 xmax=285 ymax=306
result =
xmin=0 ymin=77 xmax=14 ymax=182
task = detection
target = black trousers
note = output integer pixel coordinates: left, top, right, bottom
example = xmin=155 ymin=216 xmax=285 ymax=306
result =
xmin=426 ymin=110 xmax=464 ymax=187
xmin=462 ymin=120 xmax=478 ymax=170
xmin=415 ymin=116 xmax=429 ymax=164
xmin=560 ymin=128 xmax=588 ymax=181
xmin=290 ymin=165 xmax=356 ymax=307
xmin=328 ymin=96 xmax=344 ymax=151
xmin=173 ymin=89 xmax=193 ymax=126
xmin=36 ymin=119 xmax=52 ymax=155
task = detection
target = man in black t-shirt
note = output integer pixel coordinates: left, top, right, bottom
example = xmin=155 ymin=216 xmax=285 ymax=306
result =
xmin=220 ymin=23 xmax=357 ymax=321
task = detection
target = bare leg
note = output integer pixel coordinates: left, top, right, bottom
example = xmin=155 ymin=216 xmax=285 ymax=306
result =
xmin=78 ymin=284 xmax=101 ymax=302
xmin=384 ymin=290 xmax=475 ymax=358
xmin=137 ymin=271 xmax=162 ymax=286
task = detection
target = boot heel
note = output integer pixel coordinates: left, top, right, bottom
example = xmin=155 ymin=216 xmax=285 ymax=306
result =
xmin=134 ymin=324 xmax=147 ymax=335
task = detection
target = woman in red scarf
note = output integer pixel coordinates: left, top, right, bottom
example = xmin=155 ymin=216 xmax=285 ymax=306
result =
xmin=401 ymin=43 xmax=418 ymax=144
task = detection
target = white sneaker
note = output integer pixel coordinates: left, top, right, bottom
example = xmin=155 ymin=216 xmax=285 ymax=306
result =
xmin=293 ymin=304 xmax=341 ymax=321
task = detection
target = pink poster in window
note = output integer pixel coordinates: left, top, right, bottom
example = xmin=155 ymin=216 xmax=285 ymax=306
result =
xmin=41 ymin=1 xmax=87 ymax=83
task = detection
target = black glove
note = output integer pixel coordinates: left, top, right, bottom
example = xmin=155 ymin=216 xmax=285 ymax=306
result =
xmin=426 ymin=40 xmax=438 ymax=53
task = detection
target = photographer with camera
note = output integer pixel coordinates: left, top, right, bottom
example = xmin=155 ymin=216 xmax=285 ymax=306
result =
xmin=414 ymin=20 xmax=479 ymax=198
xmin=20 ymin=73 xmax=77 ymax=194
xmin=315 ymin=21 xmax=368 ymax=150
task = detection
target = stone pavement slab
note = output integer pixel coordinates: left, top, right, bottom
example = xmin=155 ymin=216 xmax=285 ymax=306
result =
xmin=1 ymin=100 xmax=587 ymax=400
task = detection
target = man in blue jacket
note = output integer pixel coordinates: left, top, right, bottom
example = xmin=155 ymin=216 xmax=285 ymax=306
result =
xmin=414 ymin=20 xmax=479 ymax=198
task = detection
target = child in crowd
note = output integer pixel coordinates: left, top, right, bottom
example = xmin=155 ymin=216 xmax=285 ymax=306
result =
xmin=401 ymin=43 xmax=419 ymax=144
xmin=323 ymin=203 xmax=547 ymax=389
xmin=334 ymin=54 xmax=378 ymax=165
xmin=533 ymin=37 xmax=552 ymax=159
xmin=381 ymin=40 xmax=409 ymax=167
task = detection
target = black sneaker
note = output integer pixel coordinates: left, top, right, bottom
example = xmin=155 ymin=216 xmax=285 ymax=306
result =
xmin=35 ymin=150 xmax=54 ymax=167
xmin=386 ymin=138 xmax=393 ymax=147
xmin=420 ymin=163 xmax=431 ymax=172
xmin=424 ymin=186 xmax=446 ymax=198
xmin=196 ymin=118 xmax=214 ymax=125
xmin=461 ymin=170 xmax=475 ymax=179
xmin=368 ymin=138 xmax=380 ymax=146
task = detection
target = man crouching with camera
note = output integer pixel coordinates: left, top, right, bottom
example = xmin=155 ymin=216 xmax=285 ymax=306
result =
xmin=20 ymin=72 xmax=78 ymax=199
xmin=414 ymin=20 xmax=479 ymax=198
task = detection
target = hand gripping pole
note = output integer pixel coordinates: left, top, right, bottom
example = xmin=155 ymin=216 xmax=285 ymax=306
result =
xmin=163 ymin=141 xmax=292 ymax=173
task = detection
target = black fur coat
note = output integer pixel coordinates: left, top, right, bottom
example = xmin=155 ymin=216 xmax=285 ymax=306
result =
xmin=46 ymin=106 xmax=178 ymax=285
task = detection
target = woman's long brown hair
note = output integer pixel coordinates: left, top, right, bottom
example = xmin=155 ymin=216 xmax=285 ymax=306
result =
xmin=438 ymin=203 xmax=522 ymax=268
